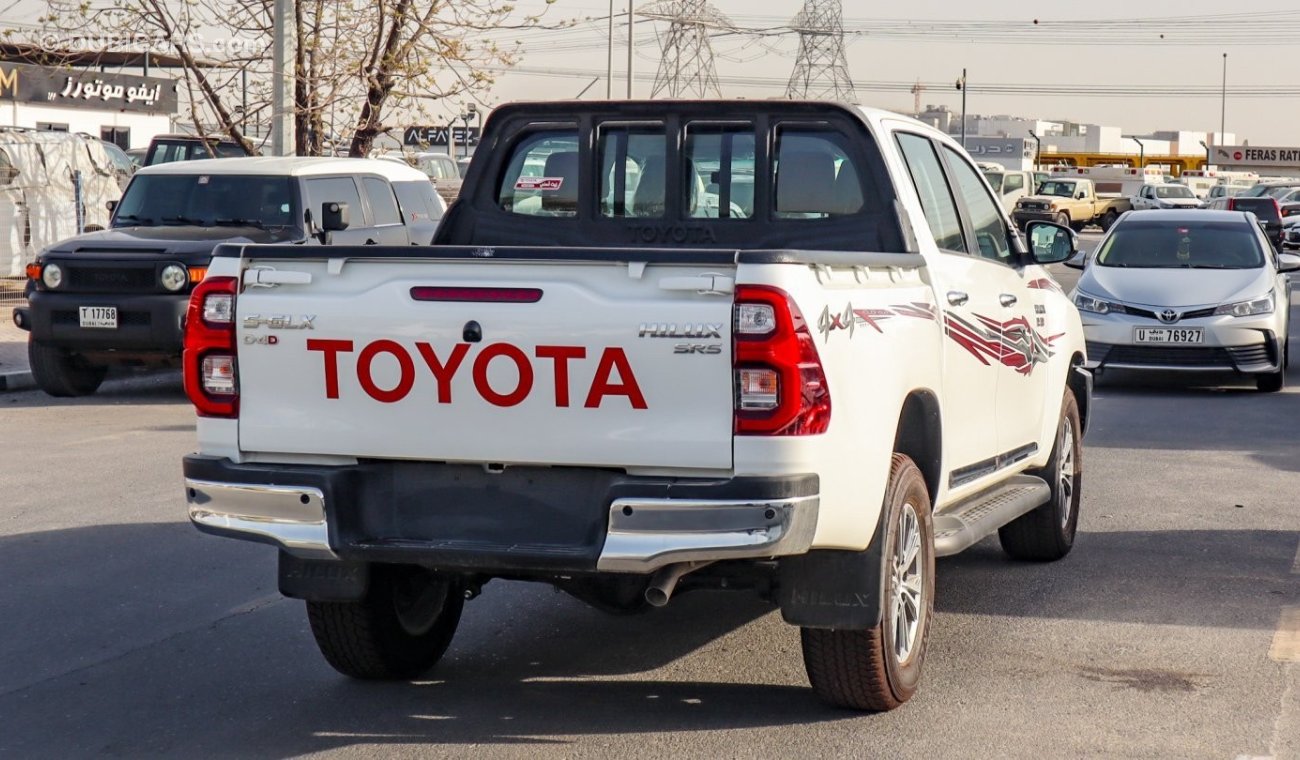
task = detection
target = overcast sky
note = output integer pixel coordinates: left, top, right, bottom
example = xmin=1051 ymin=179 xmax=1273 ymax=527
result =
xmin=485 ymin=0 xmax=1300 ymax=145
xmin=8 ymin=0 xmax=1299 ymax=145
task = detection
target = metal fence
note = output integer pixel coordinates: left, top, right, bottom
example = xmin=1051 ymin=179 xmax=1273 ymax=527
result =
xmin=0 ymin=278 xmax=25 ymax=317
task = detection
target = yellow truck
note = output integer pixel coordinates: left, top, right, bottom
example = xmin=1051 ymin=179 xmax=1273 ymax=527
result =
xmin=1012 ymin=177 xmax=1132 ymax=232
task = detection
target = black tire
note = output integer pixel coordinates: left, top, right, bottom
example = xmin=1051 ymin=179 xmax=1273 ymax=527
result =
xmin=28 ymin=339 xmax=107 ymax=397
xmin=1100 ymin=210 xmax=1119 ymax=232
xmin=801 ymin=454 xmax=935 ymax=712
xmin=999 ymin=389 xmax=1082 ymax=561
xmin=1054 ymin=212 xmax=1071 ymax=228
xmin=1257 ymin=366 xmax=1285 ymax=393
xmin=306 ymin=565 xmax=464 ymax=680
xmin=1069 ymin=221 xmax=1086 ymax=233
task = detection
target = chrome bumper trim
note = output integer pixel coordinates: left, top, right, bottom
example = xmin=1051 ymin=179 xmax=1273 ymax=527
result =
xmin=596 ymin=495 xmax=819 ymax=573
xmin=185 ymin=478 xmax=335 ymax=559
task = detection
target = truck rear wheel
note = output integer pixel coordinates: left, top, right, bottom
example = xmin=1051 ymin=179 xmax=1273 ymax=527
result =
xmin=800 ymin=454 xmax=934 ymax=711
xmin=28 ymin=339 xmax=107 ymax=397
xmin=999 ymin=389 xmax=1081 ymax=561
xmin=1100 ymin=209 xmax=1119 ymax=231
xmin=306 ymin=565 xmax=464 ymax=680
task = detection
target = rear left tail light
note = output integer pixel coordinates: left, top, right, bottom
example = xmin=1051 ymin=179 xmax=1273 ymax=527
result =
xmin=184 ymin=276 xmax=239 ymax=418
xmin=733 ymin=285 xmax=831 ymax=435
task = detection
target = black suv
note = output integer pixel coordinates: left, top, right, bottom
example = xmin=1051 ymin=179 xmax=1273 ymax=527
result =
xmin=144 ymin=134 xmax=250 ymax=166
xmin=14 ymin=157 xmax=445 ymax=396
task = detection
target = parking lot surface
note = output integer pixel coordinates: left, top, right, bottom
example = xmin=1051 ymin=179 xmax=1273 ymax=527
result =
xmin=0 ymin=242 xmax=1296 ymax=759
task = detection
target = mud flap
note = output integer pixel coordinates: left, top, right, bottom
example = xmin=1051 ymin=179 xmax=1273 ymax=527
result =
xmin=278 ymin=552 xmax=369 ymax=602
xmin=776 ymin=505 xmax=886 ymax=630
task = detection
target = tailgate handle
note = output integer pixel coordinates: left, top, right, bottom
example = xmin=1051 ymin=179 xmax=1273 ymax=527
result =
xmin=243 ymin=268 xmax=313 ymax=287
xmin=657 ymin=274 xmax=735 ymax=295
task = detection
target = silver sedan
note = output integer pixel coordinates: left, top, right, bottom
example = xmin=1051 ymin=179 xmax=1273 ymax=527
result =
xmin=1066 ymin=209 xmax=1299 ymax=391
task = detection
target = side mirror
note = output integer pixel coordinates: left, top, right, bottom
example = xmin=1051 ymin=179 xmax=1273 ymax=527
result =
xmin=1026 ymin=220 xmax=1078 ymax=265
xmin=106 ymin=199 xmax=118 ymax=213
xmin=320 ymin=201 xmax=349 ymax=232
xmin=1075 ymin=192 xmax=1086 ymax=200
xmin=1278 ymin=252 xmax=1300 ymax=273
xmin=1063 ymin=251 xmax=1088 ymax=270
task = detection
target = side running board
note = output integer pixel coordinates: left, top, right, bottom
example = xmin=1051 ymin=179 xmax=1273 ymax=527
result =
xmin=932 ymin=475 xmax=1051 ymax=557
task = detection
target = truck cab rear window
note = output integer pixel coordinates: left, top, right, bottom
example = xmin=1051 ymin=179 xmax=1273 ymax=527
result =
xmin=686 ymin=124 xmax=755 ymax=220
xmin=599 ymin=124 xmax=666 ymax=218
xmin=497 ymin=129 xmax=579 ymax=217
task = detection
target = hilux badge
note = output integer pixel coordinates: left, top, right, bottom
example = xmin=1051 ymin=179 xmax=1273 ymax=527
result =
xmin=244 ymin=314 xmax=316 ymax=330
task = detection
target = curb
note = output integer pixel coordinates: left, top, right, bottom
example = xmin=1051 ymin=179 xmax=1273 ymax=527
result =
xmin=0 ymin=370 xmax=35 ymax=393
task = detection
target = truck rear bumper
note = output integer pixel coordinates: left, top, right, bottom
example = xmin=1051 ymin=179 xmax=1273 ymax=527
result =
xmin=183 ymin=455 xmax=819 ymax=575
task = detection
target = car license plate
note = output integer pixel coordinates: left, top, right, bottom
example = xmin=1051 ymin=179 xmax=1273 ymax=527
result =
xmin=79 ymin=306 xmax=117 ymax=329
xmin=1134 ymin=327 xmax=1202 ymax=344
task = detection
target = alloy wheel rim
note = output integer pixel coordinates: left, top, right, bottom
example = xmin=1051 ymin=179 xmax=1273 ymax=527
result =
xmin=890 ymin=502 xmax=924 ymax=663
xmin=1059 ymin=417 xmax=1076 ymax=529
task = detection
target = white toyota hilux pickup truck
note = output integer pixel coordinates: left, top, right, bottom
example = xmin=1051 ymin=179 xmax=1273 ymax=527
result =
xmin=181 ymin=101 xmax=1090 ymax=711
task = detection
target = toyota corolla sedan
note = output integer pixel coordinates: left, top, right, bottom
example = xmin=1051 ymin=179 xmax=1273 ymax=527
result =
xmin=1067 ymin=209 xmax=1300 ymax=392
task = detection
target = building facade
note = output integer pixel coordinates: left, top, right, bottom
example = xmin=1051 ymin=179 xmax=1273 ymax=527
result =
xmin=0 ymin=61 xmax=176 ymax=149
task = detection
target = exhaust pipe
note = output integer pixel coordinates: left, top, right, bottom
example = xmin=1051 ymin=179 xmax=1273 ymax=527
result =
xmin=644 ymin=561 xmax=712 ymax=607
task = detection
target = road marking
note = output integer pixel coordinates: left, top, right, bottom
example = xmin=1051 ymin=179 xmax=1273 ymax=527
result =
xmin=1271 ymin=608 xmax=1300 ymax=663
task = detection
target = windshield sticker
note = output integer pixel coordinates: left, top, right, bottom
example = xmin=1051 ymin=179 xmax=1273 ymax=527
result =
xmin=198 ymin=175 xmax=209 ymax=185
xmin=515 ymin=177 xmax=564 ymax=192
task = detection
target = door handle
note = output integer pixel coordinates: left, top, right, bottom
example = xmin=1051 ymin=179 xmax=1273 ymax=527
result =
xmin=365 ymin=238 xmax=378 ymax=245
xmin=946 ymin=290 xmax=969 ymax=306
xmin=1000 ymin=293 xmax=1018 ymax=307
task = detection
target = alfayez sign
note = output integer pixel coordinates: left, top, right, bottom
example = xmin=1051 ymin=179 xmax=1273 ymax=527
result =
xmin=0 ymin=62 xmax=177 ymax=114
xmin=1213 ymin=145 xmax=1300 ymax=170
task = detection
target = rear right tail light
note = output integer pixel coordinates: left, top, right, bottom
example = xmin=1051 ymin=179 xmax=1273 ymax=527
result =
xmin=184 ymin=276 xmax=239 ymax=418
xmin=733 ymin=285 xmax=831 ymax=436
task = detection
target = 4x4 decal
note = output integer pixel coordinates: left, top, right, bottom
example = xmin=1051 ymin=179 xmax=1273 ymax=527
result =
xmin=818 ymin=301 xmax=937 ymax=338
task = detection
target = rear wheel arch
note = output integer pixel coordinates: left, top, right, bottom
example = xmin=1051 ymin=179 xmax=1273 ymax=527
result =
xmin=892 ymin=391 xmax=942 ymax=505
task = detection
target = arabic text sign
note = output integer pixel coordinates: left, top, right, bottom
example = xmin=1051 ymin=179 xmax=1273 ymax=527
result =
xmin=0 ymin=62 xmax=177 ymax=113
xmin=1213 ymin=146 xmax=1300 ymax=169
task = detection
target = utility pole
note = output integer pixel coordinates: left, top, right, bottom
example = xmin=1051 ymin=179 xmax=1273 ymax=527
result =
xmin=271 ymin=0 xmax=294 ymax=156
xmin=645 ymin=0 xmax=729 ymax=98
xmin=607 ymin=0 xmax=614 ymax=98
xmin=957 ymin=69 xmax=967 ymax=149
xmin=627 ymin=0 xmax=635 ymax=98
xmin=785 ymin=0 xmax=856 ymax=101
xmin=1220 ymin=53 xmax=1227 ymax=147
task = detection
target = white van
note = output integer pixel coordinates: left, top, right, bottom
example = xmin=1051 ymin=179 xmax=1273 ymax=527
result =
xmin=980 ymin=165 xmax=1036 ymax=213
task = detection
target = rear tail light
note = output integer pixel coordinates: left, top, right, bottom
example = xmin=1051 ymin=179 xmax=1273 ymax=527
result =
xmin=1227 ymin=198 xmax=1236 ymax=211
xmin=733 ymin=285 xmax=830 ymax=436
xmin=184 ymin=276 xmax=239 ymax=418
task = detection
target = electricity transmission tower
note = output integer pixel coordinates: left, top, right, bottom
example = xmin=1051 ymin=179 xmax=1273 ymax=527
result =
xmin=642 ymin=0 xmax=730 ymax=98
xmin=785 ymin=0 xmax=856 ymax=101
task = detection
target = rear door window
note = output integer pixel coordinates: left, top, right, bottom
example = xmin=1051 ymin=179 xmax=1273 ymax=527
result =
xmin=773 ymin=128 xmax=864 ymax=219
xmin=497 ymin=128 xmax=580 ymax=217
xmin=895 ymin=133 xmax=965 ymax=252
xmin=1004 ymin=173 xmax=1024 ymax=193
xmin=304 ymin=177 xmax=366 ymax=225
xmin=362 ymin=177 xmax=402 ymax=225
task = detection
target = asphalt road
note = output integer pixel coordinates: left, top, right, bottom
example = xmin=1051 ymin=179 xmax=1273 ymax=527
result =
xmin=0 ymin=247 xmax=1296 ymax=758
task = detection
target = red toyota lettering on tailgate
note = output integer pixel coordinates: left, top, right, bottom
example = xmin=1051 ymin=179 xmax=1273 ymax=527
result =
xmin=307 ymin=340 xmax=647 ymax=409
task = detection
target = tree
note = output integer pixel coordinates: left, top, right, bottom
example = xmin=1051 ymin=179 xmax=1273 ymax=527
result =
xmin=38 ymin=0 xmax=558 ymax=156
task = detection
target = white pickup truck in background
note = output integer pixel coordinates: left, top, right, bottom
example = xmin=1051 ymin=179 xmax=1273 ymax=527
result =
xmin=181 ymin=101 xmax=1090 ymax=711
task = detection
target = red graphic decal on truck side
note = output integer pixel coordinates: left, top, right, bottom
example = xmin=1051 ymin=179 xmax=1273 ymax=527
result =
xmin=306 ymin=339 xmax=647 ymax=408
xmin=1026 ymin=277 xmax=1064 ymax=295
xmin=944 ymin=313 xmax=1059 ymax=376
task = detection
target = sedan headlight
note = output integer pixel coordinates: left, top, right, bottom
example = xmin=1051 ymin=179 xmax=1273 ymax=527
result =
xmin=160 ymin=264 xmax=187 ymax=292
xmin=1214 ymin=293 xmax=1274 ymax=317
xmin=1073 ymin=291 xmax=1122 ymax=315
xmin=41 ymin=262 xmax=63 ymax=289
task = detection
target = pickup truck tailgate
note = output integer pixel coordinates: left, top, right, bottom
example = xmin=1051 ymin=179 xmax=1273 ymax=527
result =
xmin=234 ymin=256 xmax=735 ymax=470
